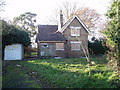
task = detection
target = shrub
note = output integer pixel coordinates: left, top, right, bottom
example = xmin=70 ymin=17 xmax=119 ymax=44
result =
xmin=88 ymin=37 xmax=109 ymax=56
xmin=2 ymin=20 xmax=31 ymax=59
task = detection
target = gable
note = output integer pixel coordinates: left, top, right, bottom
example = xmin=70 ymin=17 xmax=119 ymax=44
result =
xmin=69 ymin=18 xmax=85 ymax=30
xmin=60 ymin=15 xmax=90 ymax=34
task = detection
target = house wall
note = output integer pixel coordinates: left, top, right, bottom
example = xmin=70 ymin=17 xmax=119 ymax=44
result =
xmin=37 ymin=42 xmax=56 ymax=57
xmin=37 ymin=18 xmax=89 ymax=58
xmin=38 ymin=42 xmax=65 ymax=58
xmin=63 ymin=18 xmax=88 ymax=58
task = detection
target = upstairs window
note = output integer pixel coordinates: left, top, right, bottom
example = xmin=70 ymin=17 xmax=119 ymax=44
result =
xmin=56 ymin=43 xmax=64 ymax=50
xmin=70 ymin=26 xmax=81 ymax=36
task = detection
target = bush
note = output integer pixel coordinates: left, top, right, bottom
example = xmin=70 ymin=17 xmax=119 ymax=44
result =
xmin=88 ymin=37 xmax=109 ymax=56
xmin=2 ymin=20 xmax=31 ymax=59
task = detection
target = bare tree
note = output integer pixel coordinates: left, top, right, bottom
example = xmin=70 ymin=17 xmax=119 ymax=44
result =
xmin=76 ymin=7 xmax=101 ymax=30
xmin=0 ymin=0 xmax=5 ymax=12
xmin=47 ymin=1 xmax=101 ymax=32
xmin=47 ymin=2 xmax=79 ymax=25
xmin=60 ymin=2 xmax=78 ymax=20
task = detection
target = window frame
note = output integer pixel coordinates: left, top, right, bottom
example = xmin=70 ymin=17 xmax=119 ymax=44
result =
xmin=56 ymin=43 xmax=64 ymax=50
xmin=71 ymin=41 xmax=81 ymax=51
xmin=41 ymin=43 xmax=48 ymax=48
xmin=70 ymin=26 xmax=81 ymax=36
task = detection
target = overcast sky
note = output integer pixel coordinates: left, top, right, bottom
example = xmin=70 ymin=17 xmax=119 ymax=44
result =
xmin=1 ymin=0 xmax=111 ymax=24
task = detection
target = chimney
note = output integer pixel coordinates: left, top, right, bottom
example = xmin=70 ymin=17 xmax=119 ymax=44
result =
xmin=58 ymin=10 xmax=63 ymax=31
xmin=60 ymin=10 xmax=63 ymax=27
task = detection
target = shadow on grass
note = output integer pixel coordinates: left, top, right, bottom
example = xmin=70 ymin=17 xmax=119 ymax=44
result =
xmin=19 ymin=59 xmax=118 ymax=88
xmin=2 ymin=61 xmax=41 ymax=88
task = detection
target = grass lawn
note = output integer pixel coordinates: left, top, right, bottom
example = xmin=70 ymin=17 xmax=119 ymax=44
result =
xmin=3 ymin=58 xmax=120 ymax=88
xmin=2 ymin=62 xmax=41 ymax=88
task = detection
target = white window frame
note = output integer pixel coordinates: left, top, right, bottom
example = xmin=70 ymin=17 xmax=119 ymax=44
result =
xmin=41 ymin=43 xmax=48 ymax=48
xmin=71 ymin=41 xmax=82 ymax=51
xmin=70 ymin=26 xmax=81 ymax=36
xmin=56 ymin=43 xmax=64 ymax=50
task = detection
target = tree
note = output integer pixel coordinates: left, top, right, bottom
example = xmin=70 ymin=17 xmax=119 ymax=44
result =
xmin=13 ymin=12 xmax=37 ymax=38
xmin=76 ymin=7 xmax=101 ymax=30
xmin=103 ymin=0 xmax=120 ymax=76
xmin=0 ymin=0 xmax=5 ymax=12
xmin=2 ymin=20 xmax=31 ymax=59
xmin=48 ymin=2 xmax=101 ymax=32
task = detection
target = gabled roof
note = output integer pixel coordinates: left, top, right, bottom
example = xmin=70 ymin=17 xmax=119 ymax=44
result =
xmin=36 ymin=15 xmax=90 ymax=42
xmin=36 ymin=25 xmax=66 ymax=42
xmin=60 ymin=14 xmax=90 ymax=33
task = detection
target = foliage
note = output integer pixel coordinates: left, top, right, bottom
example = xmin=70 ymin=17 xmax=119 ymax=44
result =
xmin=13 ymin=12 xmax=37 ymax=37
xmin=2 ymin=20 xmax=31 ymax=46
xmin=88 ymin=37 xmax=109 ymax=56
xmin=24 ymin=46 xmax=37 ymax=58
xmin=15 ymin=58 xmax=120 ymax=88
xmin=103 ymin=0 xmax=120 ymax=75
xmin=2 ymin=20 xmax=31 ymax=59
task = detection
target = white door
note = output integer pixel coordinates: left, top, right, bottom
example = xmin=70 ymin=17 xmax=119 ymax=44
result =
xmin=4 ymin=44 xmax=23 ymax=60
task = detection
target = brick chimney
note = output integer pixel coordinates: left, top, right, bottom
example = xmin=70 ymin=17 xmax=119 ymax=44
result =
xmin=60 ymin=10 xmax=63 ymax=27
xmin=58 ymin=10 xmax=63 ymax=31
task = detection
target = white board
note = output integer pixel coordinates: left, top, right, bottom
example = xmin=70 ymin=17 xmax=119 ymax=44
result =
xmin=4 ymin=44 xmax=23 ymax=60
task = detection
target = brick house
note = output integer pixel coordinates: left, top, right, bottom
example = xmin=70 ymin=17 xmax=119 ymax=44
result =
xmin=36 ymin=11 xmax=90 ymax=58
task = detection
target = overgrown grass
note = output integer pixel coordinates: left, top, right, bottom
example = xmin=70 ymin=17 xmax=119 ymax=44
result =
xmin=17 ymin=58 xmax=120 ymax=88
xmin=2 ymin=62 xmax=41 ymax=88
xmin=31 ymin=52 xmax=37 ymax=55
xmin=3 ymin=58 xmax=120 ymax=88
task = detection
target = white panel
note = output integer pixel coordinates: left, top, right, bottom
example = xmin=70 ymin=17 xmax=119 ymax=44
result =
xmin=71 ymin=41 xmax=82 ymax=43
xmin=41 ymin=52 xmax=44 ymax=56
xmin=4 ymin=44 xmax=22 ymax=60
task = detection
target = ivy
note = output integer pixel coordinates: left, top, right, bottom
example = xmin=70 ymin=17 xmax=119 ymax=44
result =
xmin=103 ymin=0 xmax=120 ymax=76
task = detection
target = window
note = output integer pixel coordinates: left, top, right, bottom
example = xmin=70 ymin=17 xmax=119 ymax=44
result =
xmin=41 ymin=43 xmax=48 ymax=48
xmin=70 ymin=26 xmax=81 ymax=36
xmin=56 ymin=43 xmax=64 ymax=50
xmin=71 ymin=41 xmax=81 ymax=50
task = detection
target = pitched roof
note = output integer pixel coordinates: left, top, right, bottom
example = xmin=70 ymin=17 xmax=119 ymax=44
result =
xmin=36 ymin=25 xmax=66 ymax=42
xmin=59 ymin=14 xmax=90 ymax=34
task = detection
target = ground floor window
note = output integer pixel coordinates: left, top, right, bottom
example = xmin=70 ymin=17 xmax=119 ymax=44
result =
xmin=41 ymin=43 xmax=48 ymax=48
xmin=71 ymin=41 xmax=81 ymax=51
xmin=56 ymin=43 xmax=64 ymax=50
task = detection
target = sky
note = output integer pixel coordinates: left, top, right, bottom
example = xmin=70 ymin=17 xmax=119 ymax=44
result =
xmin=1 ymin=0 xmax=111 ymax=24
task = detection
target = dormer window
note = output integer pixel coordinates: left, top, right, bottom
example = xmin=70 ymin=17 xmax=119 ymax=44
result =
xmin=70 ymin=26 xmax=81 ymax=36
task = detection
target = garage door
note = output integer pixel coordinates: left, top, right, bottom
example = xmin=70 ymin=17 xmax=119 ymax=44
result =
xmin=4 ymin=44 xmax=23 ymax=60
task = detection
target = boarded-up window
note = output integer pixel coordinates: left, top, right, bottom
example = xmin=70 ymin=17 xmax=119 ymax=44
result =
xmin=70 ymin=26 xmax=81 ymax=36
xmin=71 ymin=41 xmax=81 ymax=50
xmin=56 ymin=43 xmax=64 ymax=50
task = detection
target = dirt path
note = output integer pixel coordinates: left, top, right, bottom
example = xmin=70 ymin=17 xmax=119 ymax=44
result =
xmin=2 ymin=61 xmax=53 ymax=88
xmin=20 ymin=64 xmax=53 ymax=88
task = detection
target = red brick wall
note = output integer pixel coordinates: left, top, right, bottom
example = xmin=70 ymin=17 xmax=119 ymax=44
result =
xmin=63 ymin=18 xmax=88 ymax=58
